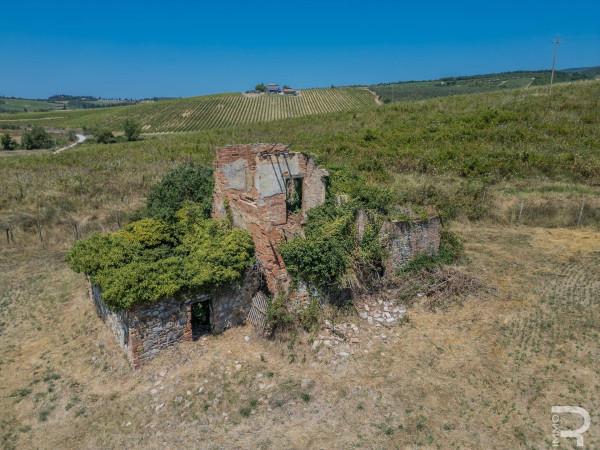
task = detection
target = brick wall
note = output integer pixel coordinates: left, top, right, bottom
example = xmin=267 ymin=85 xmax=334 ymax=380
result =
xmin=213 ymin=144 xmax=328 ymax=294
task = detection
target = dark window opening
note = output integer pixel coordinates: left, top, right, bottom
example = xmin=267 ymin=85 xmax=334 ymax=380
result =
xmin=191 ymin=301 xmax=211 ymax=340
xmin=285 ymin=177 xmax=303 ymax=214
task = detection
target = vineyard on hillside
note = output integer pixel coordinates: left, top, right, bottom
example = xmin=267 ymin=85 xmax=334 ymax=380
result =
xmin=0 ymin=88 xmax=376 ymax=133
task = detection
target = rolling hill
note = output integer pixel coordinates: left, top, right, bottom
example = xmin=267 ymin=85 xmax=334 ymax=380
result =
xmin=0 ymin=88 xmax=377 ymax=133
xmin=369 ymin=68 xmax=599 ymax=103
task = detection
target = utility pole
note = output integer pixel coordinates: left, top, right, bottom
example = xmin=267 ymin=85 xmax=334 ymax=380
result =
xmin=549 ymin=36 xmax=560 ymax=99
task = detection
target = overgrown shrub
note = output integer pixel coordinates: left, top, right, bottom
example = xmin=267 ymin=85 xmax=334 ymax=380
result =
xmin=298 ymin=298 xmax=321 ymax=332
xmin=144 ymin=164 xmax=214 ymax=222
xmin=266 ymin=294 xmax=294 ymax=332
xmin=280 ymin=199 xmax=388 ymax=298
xmin=67 ymin=213 xmax=254 ymax=309
xmin=280 ymin=202 xmax=355 ymax=293
xmin=1 ymin=133 xmax=16 ymax=150
xmin=21 ymin=126 xmax=53 ymax=149
xmin=180 ymin=219 xmax=254 ymax=290
xmin=123 ymin=119 xmax=141 ymax=141
xmin=93 ymin=128 xmax=116 ymax=144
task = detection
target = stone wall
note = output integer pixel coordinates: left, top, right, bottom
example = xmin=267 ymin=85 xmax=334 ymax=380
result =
xmin=211 ymin=264 xmax=263 ymax=333
xmin=128 ymin=293 xmax=198 ymax=366
xmin=89 ymin=283 xmax=131 ymax=356
xmin=213 ymin=144 xmax=328 ymax=294
xmin=89 ymin=266 xmax=261 ymax=368
xmin=380 ymin=217 xmax=442 ymax=274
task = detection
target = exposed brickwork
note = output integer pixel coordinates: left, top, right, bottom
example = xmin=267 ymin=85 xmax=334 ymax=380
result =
xmin=212 ymin=144 xmax=329 ymax=294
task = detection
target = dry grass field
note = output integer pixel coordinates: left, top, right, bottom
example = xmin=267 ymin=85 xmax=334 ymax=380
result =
xmin=2 ymin=222 xmax=599 ymax=449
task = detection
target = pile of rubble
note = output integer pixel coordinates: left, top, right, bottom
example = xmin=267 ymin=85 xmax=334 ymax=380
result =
xmin=311 ymin=320 xmax=360 ymax=356
xmin=355 ymin=298 xmax=407 ymax=327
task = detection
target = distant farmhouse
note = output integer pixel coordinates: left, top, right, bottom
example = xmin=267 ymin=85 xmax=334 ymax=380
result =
xmin=245 ymin=83 xmax=299 ymax=96
xmin=266 ymin=83 xmax=282 ymax=94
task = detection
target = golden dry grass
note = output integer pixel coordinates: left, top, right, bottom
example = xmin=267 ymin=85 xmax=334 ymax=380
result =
xmin=2 ymin=223 xmax=599 ymax=449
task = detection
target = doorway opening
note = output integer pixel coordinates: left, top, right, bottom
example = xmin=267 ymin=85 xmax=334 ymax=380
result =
xmin=285 ymin=177 xmax=303 ymax=214
xmin=191 ymin=301 xmax=211 ymax=340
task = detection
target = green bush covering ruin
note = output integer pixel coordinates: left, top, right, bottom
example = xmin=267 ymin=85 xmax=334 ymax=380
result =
xmin=67 ymin=165 xmax=254 ymax=310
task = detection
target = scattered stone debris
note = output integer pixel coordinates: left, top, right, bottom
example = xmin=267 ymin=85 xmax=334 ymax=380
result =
xmin=355 ymin=298 xmax=407 ymax=327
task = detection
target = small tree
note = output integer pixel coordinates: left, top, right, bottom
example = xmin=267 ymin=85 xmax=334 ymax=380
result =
xmin=144 ymin=164 xmax=214 ymax=222
xmin=67 ymin=130 xmax=77 ymax=142
xmin=123 ymin=119 xmax=141 ymax=141
xmin=1 ymin=133 xmax=16 ymax=150
xmin=255 ymin=83 xmax=266 ymax=93
xmin=21 ymin=126 xmax=53 ymax=149
xmin=94 ymin=128 xmax=115 ymax=144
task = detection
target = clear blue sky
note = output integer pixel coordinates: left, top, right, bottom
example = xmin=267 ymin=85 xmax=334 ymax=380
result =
xmin=2 ymin=0 xmax=599 ymax=99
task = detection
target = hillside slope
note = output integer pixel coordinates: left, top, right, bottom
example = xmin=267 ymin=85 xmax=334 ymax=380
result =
xmin=1 ymin=80 xmax=599 ymax=234
xmin=369 ymin=68 xmax=597 ymax=103
xmin=0 ymin=88 xmax=376 ymax=133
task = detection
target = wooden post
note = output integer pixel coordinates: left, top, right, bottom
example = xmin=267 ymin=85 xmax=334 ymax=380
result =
xmin=577 ymin=199 xmax=585 ymax=227
xmin=518 ymin=200 xmax=524 ymax=223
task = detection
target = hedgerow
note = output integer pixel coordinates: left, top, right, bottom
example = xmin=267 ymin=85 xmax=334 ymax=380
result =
xmin=67 ymin=209 xmax=254 ymax=310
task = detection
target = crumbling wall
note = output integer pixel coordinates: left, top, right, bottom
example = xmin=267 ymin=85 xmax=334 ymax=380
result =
xmin=89 ymin=267 xmax=261 ymax=368
xmin=211 ymin=264 xmax=262 ymax=333
xmin=128 ymin=294 xmax=196 ymax=366
xmin=380 ymin=217 xmax=442 ymax=274
xmin=213 ymin=144 xmax=328 ymax=294
xmin=90 ymin=283 xmax=131 ymax=355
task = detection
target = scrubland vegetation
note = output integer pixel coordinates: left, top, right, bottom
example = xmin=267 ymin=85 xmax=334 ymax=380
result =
xmin=1 ymin=80 xmax=600 ymax=449
xmin=1 ymin=80 xmax=598 ymax=245
xmin=369 ymin=68 xmax=597 ymax=103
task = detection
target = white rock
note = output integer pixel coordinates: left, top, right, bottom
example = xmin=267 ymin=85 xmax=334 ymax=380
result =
xmin=301 ymin=379 xmax=314 ymax=389
xmin=338 ymin=351 xmax=350 ymax=358
xmin=244 ymin=336 xmax=250 ymax=342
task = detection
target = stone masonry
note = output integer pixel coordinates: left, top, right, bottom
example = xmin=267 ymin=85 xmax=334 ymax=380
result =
xmin=380 ymin=217 xmax=442 ymax=274
xmin=212 ymin=144 xmax=329 ymax=294
xmin=89 ymin=266 xmax=261 ymax=368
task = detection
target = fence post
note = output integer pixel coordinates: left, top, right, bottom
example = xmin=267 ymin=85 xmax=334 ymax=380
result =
xmin=518 ymin=200 xmax=524 ymax=223
xmin=577 ymin=199 xmax=585 ymax=227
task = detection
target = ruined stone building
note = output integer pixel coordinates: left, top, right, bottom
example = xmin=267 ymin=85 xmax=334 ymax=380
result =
xmin=88 ymin=143 xmax=442 ymax=367
xmin=90 ymin=267 xmax=261 ymax=368
xmin=212 ymin=143 xmax=329 ymax=294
